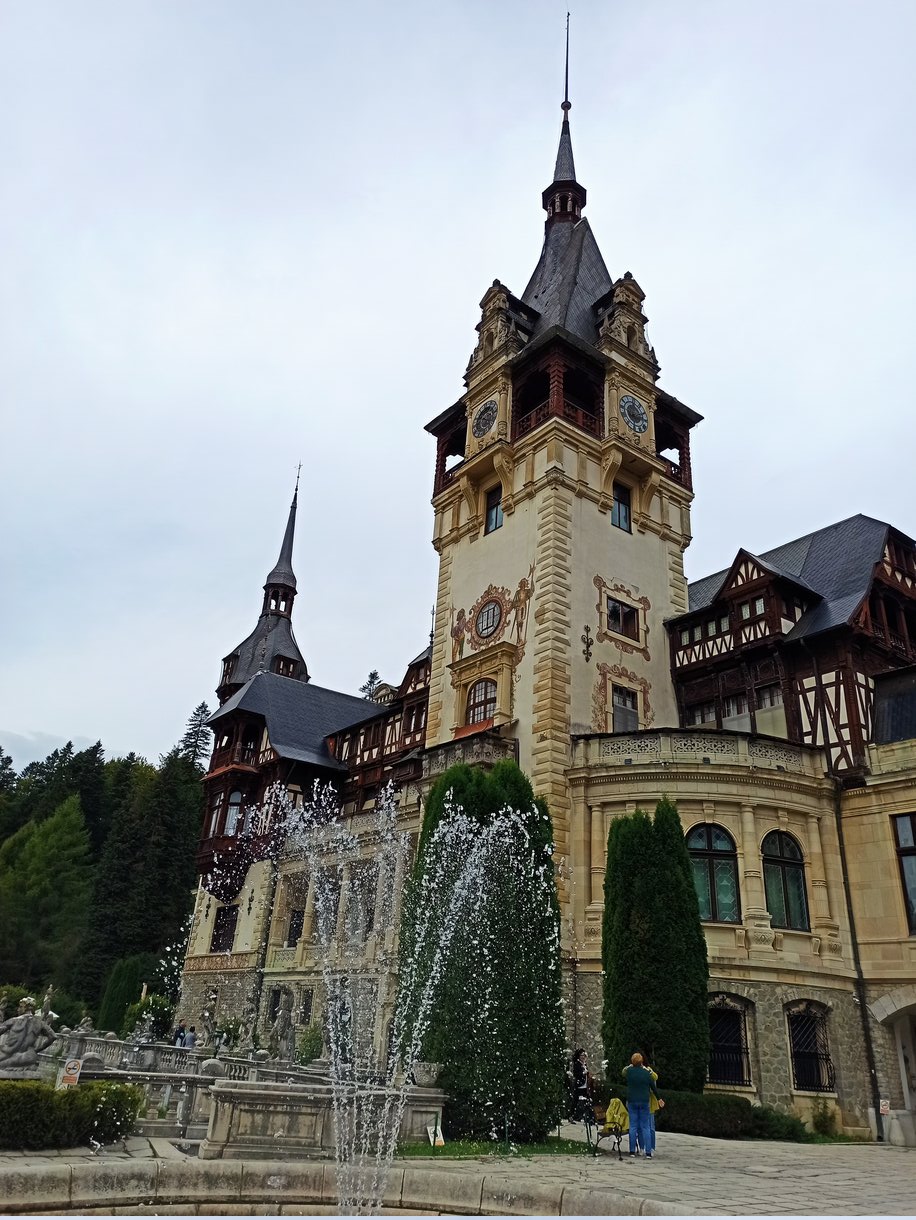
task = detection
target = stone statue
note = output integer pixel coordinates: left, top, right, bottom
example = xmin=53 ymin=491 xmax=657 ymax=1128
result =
xmin=200 ymin=989 xmax=219 ymax=1049
xmin=0 ymin=997 xmax=58 ymax=1077
xmin=237 ymin=987 xmax=258 ymax=1055
xmin=268 ymin=991 xmax=295 ymax=1061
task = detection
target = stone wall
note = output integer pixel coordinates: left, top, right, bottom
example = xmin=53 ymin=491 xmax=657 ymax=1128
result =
xmin=565 ymin=964 xmax=873 ymax=1130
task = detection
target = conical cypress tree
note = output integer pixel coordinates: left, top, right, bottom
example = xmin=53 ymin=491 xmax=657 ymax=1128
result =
xmin=406 ymin=760 xmax=565 ymax=1141
xmin=650 ymin=798 xmax=709 ymax=1091
xmin=602 ymin=798 xmax=709 ymax=1093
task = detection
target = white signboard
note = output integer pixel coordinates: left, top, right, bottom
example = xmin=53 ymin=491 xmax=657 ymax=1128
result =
xmin=57 ymin=1058 xmax=82 ymax=1089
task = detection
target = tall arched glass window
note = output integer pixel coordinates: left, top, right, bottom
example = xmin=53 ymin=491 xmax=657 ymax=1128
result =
xmin=762 ymin=830 xmax=809 ymax=931
xmin=686 ymin=824 xmax=740 ymax=923
xmin=466 ymin=679 xmax=497 ymax=725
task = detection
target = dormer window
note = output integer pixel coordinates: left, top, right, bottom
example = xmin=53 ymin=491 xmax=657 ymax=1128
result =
xmin=221 ymin=659 xmax=235 ymax=685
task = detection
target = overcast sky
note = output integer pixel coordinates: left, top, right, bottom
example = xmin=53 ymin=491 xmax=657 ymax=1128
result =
xmin=2 ymin=0 xmax=915 ymax=770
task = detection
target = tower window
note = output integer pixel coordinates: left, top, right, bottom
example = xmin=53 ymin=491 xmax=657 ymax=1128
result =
xmin=207 ymin=790 xmax=225 ymax=837
xmin=285 ymin=908 xmax=305 ymax=948
xmin=607 ymin=597 xmax=639 ymax=641
xmin=686 ymin=824 xmax=740 ymax=922
xmin=611 ymin=685 xmax=638 ymax=732
xmin=611 ymin=483 xmax=631 ymax=532
xmin=485 ymin=485 xmax=504 ymax=534
xmin=224 ymin=790 xmax=244 ymax=836
xmin=466 ymin=678 xmax=497 ymax=725
xmin=892 ymin=813 xmax=916 ymax=934
xmin=210 ymin=904 xmax=239 ymax=953
xmin=762 ymin=830 xmax=809 ymax=931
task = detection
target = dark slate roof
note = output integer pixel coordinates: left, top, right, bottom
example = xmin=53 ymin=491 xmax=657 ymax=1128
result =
xmin=208 ymin=671 xmax=376 ymax=770
xmin=553 ymin=118 xmax=576 ymax=181
xmin=265 ymin=491 xmax=298 ymax=590
xmin=521 ymin=219 xmax=612 ymax=346
xmin=685 ymin=514 xmax=891 ymax=641
xmin=227 ymin=612 xmax=308 ymax=689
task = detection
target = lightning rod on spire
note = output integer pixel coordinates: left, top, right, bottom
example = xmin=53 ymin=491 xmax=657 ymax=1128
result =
xmin=563 ymin=12 xmax=571 ymax=115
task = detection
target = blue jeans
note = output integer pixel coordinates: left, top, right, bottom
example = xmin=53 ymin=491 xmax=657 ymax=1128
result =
xmin=628 ymin=1101 xmax=651 ymax=1154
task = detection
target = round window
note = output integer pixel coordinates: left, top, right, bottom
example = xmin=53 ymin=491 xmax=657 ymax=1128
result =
xmin=475 ymin=600 xmax=502 ymax=639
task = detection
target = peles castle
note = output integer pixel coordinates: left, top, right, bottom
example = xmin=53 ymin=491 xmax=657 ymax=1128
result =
xmin=179 ymin=87 xmax=916 ymax=1144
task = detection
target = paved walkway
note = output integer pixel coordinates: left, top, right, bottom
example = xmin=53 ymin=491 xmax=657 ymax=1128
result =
xmin=0 ymin=1128 xmax=914 ymax=1215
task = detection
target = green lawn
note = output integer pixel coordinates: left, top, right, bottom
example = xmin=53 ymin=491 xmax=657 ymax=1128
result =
xmin=398 ymin=1135 xmax=590 ymax=1159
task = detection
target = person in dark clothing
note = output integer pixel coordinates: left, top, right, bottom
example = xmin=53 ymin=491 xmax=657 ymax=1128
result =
xmin=571 ymin=1048 xmax=593 ymax=1121
xmin=173 ymin=1021 xmax=187 ymax=1047
xmin=623 ymin=1052 xmax=663 ymax=1157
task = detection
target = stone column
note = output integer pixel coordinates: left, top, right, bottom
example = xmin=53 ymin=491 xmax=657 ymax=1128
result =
xmin=806 ymin=812 xmax=841 ymax=953
xmin=589 ymin=804 xmax=605 ymax=907
xmin=334 ymin=864 xmax=351 ymax=952
xmin=740 ymin=802 xmax=775 ymax=951
xmin=299 ymin=876 xmax=317 ymax=960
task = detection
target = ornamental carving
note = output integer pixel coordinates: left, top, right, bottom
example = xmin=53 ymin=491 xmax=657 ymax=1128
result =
xmin=594 ymin=574 xmax=651 ymax=660
xmin=452 ymin=565 xmax=537 ymax=665
xmin=591 ymin=662 xmax=654 ymax=732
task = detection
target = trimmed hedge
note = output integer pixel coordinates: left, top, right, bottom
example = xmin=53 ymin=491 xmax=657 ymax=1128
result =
xmin=590 ymin=1080 xmax=811 ymax=1142
xmin=0 ymin=1081 xmax=143 ymax=1150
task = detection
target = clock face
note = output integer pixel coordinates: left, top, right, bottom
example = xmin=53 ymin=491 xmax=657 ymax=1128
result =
xmin=619 ymin=394 xmax=649 ymax=434
xmin=472 ymin=399 xmax=498 ymax=438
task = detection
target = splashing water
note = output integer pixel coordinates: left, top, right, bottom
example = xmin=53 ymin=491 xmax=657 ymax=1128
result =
xmin=272 ymin=779 xmax=558 ymax=1216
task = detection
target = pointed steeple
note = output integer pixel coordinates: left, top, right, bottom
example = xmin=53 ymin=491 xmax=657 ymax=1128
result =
xmin=540 ymin=15 xmax=586 ymax=227
xmin=521 ymin=22 xmax=611 ymax=345
xmin=217 ymin=476 xmax=309 ymax=703
xmin=264 ymin=477 xmax=298 ymax=593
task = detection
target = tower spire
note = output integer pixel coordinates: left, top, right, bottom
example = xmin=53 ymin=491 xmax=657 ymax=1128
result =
xmin=563 ymin=11 xmax=570 ymax=113
xmin=265 ymin=476 xmax=299 ymax=592
xmin=543 ymin=13 xmax=584 ymax=225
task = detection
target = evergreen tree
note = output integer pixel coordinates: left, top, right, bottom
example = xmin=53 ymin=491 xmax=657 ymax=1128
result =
xmin=68 ymin=742 xmax=108 ymax=857
xmin=0 ymin=746 xmax=15 ymax=794
xmin=0 ymin=795 xmax=92 ymax=987
xmin=359 ymin=670 xmax=382 ymax=698
xmin=146 ymin=749 xmax=203 ymax=950
xmin=178 ymin=703 xmax=213 ymax=770
xmin=602 ymin=798 xmax=710 ymax=1093
xmin=0 ymin=742 xmax=75 ymax=839
xmin=79 ymin=755 xmax=157 ymax=1001
xmin=96 ymin=952 xmax=161 ymax=1035
xmin=405 ymin=760 xmax=565 ymax=1141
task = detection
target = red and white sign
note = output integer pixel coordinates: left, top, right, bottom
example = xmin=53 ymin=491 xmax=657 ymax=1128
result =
xmin=57 ymin=1058 xmax=82 ymax=1089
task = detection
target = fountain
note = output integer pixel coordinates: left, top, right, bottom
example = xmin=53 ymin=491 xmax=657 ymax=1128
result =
xmin=50 ymin=775 xmax=561 ymax=1216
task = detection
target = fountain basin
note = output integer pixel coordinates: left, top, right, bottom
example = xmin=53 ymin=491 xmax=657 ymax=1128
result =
xmin=199 ymin=1078 xmax=446 ymax=1161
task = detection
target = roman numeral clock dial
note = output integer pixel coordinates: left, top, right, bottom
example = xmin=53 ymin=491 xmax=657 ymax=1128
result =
xmin=619 ymin=394 xmax=649 ymax=434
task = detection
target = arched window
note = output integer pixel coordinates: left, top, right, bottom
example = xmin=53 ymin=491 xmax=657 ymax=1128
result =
xmin=708 ymin=994 xmax=752 ymax=1085
xmin=686 ymin=824 xmax=741 ymax=923
xmin=762 ymin=831 xmax=809 ymax=931
xmin=224 ymin=790 xmax=243 ymax=836
xmin=786 ymin=1001 xmax=835 ymax=1092
xmin=466 ymin=679 xmax=497 ymax=725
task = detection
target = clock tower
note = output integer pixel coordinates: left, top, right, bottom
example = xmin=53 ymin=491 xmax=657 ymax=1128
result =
xmin=424 ymin=90 xmax=701 ymax=893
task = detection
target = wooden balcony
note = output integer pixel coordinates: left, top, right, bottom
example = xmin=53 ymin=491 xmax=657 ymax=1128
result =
xmin=513 ymin=399 xmax=602 ymax=441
